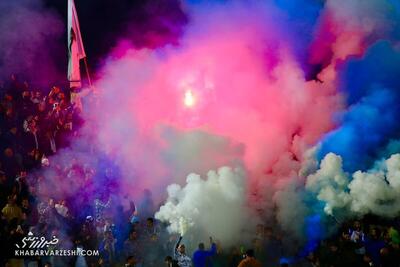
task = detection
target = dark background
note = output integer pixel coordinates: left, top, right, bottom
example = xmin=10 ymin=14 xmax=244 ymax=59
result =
xmin=44 ymin=0 xmax=187 ymax=72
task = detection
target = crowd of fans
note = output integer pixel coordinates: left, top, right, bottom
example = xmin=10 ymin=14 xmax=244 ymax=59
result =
xmin=300 ymin=219 xmax=400 ymax=267
xmin=0 ymin=74 xmax=86 ymax=266
xmin=1 ymin=75 xmax=400 ymax=267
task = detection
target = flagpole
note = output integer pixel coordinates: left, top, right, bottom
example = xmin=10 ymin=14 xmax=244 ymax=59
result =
xmin=83 ymin=57 xmax=92 ymax=87
xmin=68 ymin=0 xmax=91 ymax=89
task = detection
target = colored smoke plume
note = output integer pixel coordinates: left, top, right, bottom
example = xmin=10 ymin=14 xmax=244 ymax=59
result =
xmin=306 ymin=152 xmax=400 ymax=218
xmin=13 ymin=0 xmax=400 ymax=249
xmin=155 ymin=166 xmax=249 ymax=245
xmin=0 ymin=0 xmax=64 ymax=86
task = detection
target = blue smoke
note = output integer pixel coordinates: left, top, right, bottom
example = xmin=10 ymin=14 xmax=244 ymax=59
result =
xmin=319 ymin=41 xmax=400 ymax=172
xmin=274 ymin=0 xmax=325 ymax=74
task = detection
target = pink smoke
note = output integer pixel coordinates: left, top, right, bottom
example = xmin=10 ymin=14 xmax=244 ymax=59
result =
xmin=309 ymin=0 xmax=393 ymax=68
xmin=88 ymin=1 xmax=343 ymax=204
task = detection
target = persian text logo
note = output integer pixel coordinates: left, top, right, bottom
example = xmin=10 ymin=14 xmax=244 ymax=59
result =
xmin=15 ymin=231 xmax=59 ymax=249
xmin=14 ymin=232 xmax=99 ymax=257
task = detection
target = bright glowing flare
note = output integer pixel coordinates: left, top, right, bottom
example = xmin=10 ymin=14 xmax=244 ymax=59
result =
xmin=184 ymin=89 xmax=196 ymax=108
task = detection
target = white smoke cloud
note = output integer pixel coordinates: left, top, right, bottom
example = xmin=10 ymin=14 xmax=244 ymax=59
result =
xmin=305 ymin=153 xmax=351 ymax=215
xmin=155 ymin=166 xmax=250 ymax=246
xmin=305 ymin=152 xmax=400 ymax=218
xmin=349 ymin=153 xmax=400 ymax=216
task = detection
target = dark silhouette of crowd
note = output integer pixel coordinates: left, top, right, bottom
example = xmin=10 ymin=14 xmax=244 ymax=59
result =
xmin=1 ymin=74 xmax=400 ymax=267
xmin=299 ymin=218 xmax=400 ymax=267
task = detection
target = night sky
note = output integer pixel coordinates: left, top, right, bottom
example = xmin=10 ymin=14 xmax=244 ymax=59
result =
xmin=0 ymin=0 xmax=323 ymax=87
xmin=43 ymin=0 xmax=187 ymax=72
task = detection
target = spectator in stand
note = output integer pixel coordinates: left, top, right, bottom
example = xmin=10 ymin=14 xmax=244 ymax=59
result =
xmin=40 ymin=129 xmax=57 ymax=156
xmin=379 ymin=246 xmax=397 ymax=267
xmin=37 ymin=197 xmax=57 ymax=226
xmin=54 ymin=199 xmax=69 ymax=218
xmin=304 ymin=252 xmax=320 ymax=267
xmin=165 ymin=255 xmax=179 ymax=267
xmin=23 ymin=116 xmax=40 ymax=153
xmin=364 ymin=228 xmax=386 ymax=266
xmin=125 ymin=255 xmax=137 ymax=267
xmin=1 ymin=195 xmax=22 ymax=222
xmin=144 ymin=217 xmax=160 ymax=239
xmin=237 ymin=249 xmax=262 ymax=267
xmin=350 ymin=220 xmax=365 ymax=242
xmin=0 ymin=75 xmax=90 ymax=265
xmin=23 ymin=148 xmax=42 ymax=170
xmin=321 ymin=240 xmax=342 ymax=267
xmin=31 ymin=91 xmax=42 ymax=104
xmin=124 ymin=230 xmax=141 ymax=261
xmin=337 ymin=229 xmax=360 ymax=266
xmin=47 ymin=86 xmax=61 ymax=105
xmin=361 ymin=253 xmax=374 ymax=267
xmin=20 ymin=88 xmax=34 ymax=119
xmin=1 ymin=125 xmax=20 ymax=153
xmin=94 ymin=193 xmax=111 ymax=226
xmin=0 ymin=171 xmax=9 ymax=208
xmin=1 ymin=93 xmax=14 ymax=112
xmin=2 ymin=148 xmax=21 ymax=179
xmin=192 ymin=237 xmax=217 ymax=267
xmin=174 ymin=236 xmax=192 ymax=267
xmin=79 ymin=218 xmax=97 ymax=248
xmin=6 ymin=220 xmax=25 ymax=267
xmin=99 ymin=230 xmax=117 ymax=266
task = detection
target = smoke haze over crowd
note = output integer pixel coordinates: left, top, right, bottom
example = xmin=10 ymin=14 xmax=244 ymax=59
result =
xmin=2 ymin=0 xmax=400 ymax=252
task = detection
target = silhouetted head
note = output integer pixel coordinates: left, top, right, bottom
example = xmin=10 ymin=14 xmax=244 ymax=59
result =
xmin=245 ymin=249 xmax=254 ymax=258
xmin=198 ymin=243 xmax=205 ymax=250
xmin=146 ymin=217 xmax=154 ymax=227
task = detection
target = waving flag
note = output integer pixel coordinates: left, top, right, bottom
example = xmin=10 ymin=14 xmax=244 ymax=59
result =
xmin=68 ymin=0 xmax=86 ymax=88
